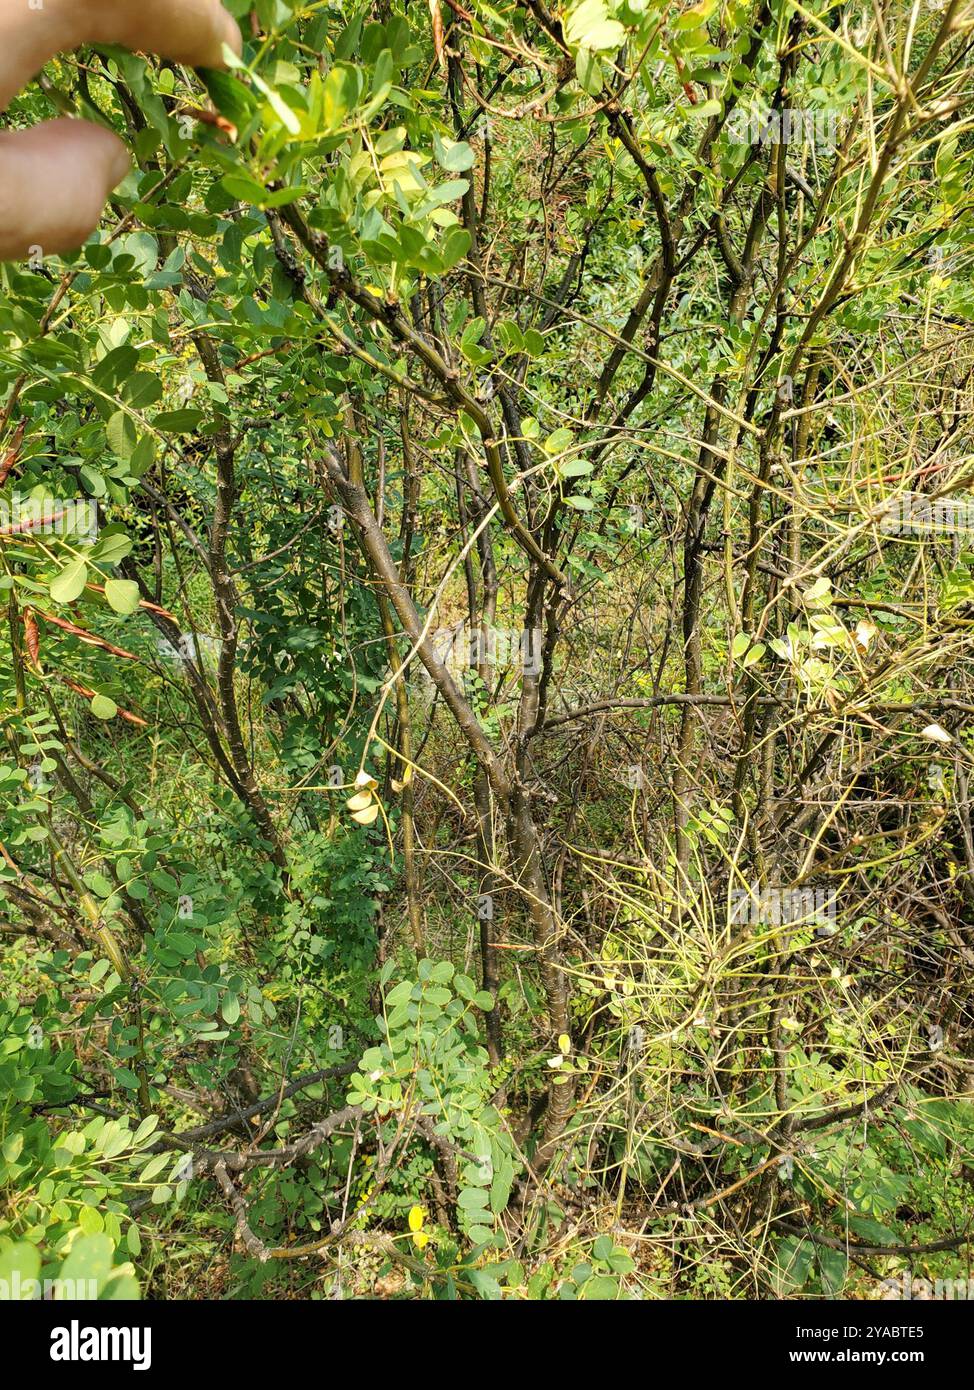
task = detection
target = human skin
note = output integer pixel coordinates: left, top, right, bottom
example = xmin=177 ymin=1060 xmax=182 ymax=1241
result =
xmin=0 ymin=0 xmax=241 ymax=260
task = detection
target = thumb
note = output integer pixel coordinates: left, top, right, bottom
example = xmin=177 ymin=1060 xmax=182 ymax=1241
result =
xmin=0 ymin=118 xmax=130 ymax=261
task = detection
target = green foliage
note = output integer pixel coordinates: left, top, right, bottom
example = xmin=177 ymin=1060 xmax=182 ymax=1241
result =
xmin=1 ymin=0 xmax=973 ymax=1303
xmin=348 ymin=960 xmax=517 ymax=1246
xmin=0 ymin=998 xmax=151 ymax=1296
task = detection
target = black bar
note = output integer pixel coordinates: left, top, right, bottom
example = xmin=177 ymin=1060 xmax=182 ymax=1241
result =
xmin=4 ymin=1295 xmax=966 ymax=1376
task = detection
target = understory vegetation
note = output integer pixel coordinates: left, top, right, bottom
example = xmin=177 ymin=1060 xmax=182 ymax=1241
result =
xmin=3 ymin=0 xmax=974 ymax=1301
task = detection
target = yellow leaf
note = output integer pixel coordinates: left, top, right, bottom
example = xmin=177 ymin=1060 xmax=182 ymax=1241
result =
xmin=346 ymin=790 xmax=373 ymax=812
xmin=854 ymin=619 xmax=878 ymax=651
xmin=412 ymin=1230 xmax=430 ymax=1250
xmin=558 ymin=1033 xmax=571 ymax=1054
xmin=408 ymin=1204 xmax=425 ymax=1232
xmin=351 ymin=803 xmax=380 ymax=825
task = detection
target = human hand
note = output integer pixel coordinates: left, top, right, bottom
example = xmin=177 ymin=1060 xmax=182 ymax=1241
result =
xmin=0 ymin=0 xmax=241 ymax=261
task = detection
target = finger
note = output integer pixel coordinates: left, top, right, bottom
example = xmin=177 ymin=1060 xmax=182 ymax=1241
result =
xmin=84 ymin=0 xmax=243 ymax=69
xmin=0 ymin=118 xmax=130 ymax=261
xmin=0 ymin=0 xmax=242 ymax=109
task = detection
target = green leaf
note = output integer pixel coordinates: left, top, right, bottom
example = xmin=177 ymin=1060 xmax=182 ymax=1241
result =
xmin=771 ymin=1235 xmax=813 ymax=1293
xmin=92 ymin=530 xmax=133 ymax=565
xmin=78 ymin=1204 xmax=104 ymax=1236
xmin=262 ymin=88 xmax=301 ymax=134
xmin=102 ymin=1272 xmax=140 ymax=1300
xmin=578 ymin=1273 xmax=618 ymax=1299
xmin=50 ymin=558 xmax=88 ymax=605
xmin=90 ymin=694 xmax=118 ymax=721
xmin=322 ymin=63 xmax=359 ymax=130
xmin=104 ymin=579 xmax=140 ymax=615
xmin=489 ymin=1157 xmax=514 ymax=1214
xmin=106 ymin=411 xmax=137 ymax=462
xmin=688 ymin=98 xmax=722 ymax=119
xmin=0 ymin=1241 xmax=41 ymax=1297
xmin=469 ymin=1267 xmax=503 ymax=1298
xmin=544 ymin=427 xmax=574 ymax=454
xmin=222 ymin=172 xmax=269 ymax=204
xmin=138 ymin=1153 xmax=170 ymax=1184
xmin=846 ymin=1215 xmax=899 ymax=1246
xmin=564 ymin=0 xmax=625 ymax=52
xmin=436 ymin=135 xmax=475 ymax=172
xmin=2 ymin=1132 xmax=24 ymax=1163
xmin=152 ymin=409 xmax=203 ymax=433
xmin=200 ymin=67 xmax=257 ymax=127
xmin=817 ymin=1246 xmax=848 ymax=1294
xmin=576 ymin=48 xmax=604 ymax=96
xmin=59 ymin=1233 xmax=116 ymax=1294
xmin=523 ymin=329 xmax=545 ymax=357
xmin=132 ymin=1115 xmax=159 ymax=1147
